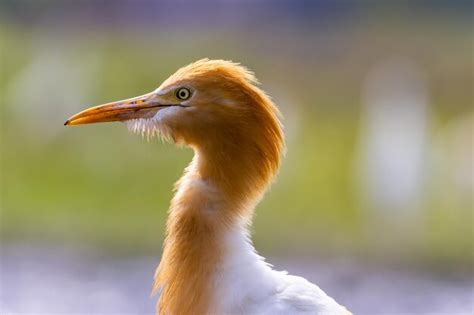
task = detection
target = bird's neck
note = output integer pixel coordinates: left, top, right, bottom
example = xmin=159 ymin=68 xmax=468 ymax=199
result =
xmin=154 ymin=142 xmax=276 ymax=315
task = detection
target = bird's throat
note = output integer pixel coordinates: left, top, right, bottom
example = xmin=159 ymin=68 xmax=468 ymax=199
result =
xmin=154 ymin=142 xmax=278 ymax=315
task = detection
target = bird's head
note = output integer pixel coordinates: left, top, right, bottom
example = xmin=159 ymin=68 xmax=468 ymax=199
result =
xmin=66 ymin=59 xmax=284 ymax=188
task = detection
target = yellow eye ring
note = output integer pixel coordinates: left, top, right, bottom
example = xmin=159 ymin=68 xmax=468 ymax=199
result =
xmin=176 ymin=88 xmax=191 ymax=101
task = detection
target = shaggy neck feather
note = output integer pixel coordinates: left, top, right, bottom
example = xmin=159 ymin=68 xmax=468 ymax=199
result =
xmin=154 ymin=137 xmax=277 ymax=315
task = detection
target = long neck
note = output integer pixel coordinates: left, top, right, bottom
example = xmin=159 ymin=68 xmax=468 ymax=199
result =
xmin=154 ymin=140 xmax=277 ymax=315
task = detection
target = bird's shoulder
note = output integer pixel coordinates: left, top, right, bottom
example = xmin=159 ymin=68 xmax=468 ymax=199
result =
xmin=258 ymin=272 xmax=351 ymax=315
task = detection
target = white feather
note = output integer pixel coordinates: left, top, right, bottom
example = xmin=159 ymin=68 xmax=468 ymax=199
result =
xmin=211 ymin=223 xmax=350 ymax=315
xmin=124 ymin=107 xmax=179 ymax=142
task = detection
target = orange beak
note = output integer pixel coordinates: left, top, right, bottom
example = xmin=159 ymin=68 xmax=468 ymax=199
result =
xmin=65 ymin=92 xmax=170 ymax=126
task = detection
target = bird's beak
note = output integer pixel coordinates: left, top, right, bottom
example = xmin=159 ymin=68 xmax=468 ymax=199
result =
xmin=64 ymin=92 xmax=164 ymax=126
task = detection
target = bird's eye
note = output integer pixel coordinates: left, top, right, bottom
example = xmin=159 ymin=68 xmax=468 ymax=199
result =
xmin=175 ymin=88 xmax=191 ymax=101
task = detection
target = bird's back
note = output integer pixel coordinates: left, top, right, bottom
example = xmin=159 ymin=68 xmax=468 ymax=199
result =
xmin=262 ymin=273 xmax=350 ymax=315
xmin=211 ymin=227 xmax=350 ymax=315
xmin=236 ymin=271 xmax=350 ymax=315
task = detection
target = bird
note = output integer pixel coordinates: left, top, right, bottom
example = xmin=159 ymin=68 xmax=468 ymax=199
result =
xmin=65 ymin=59 xmax=351 ymax=315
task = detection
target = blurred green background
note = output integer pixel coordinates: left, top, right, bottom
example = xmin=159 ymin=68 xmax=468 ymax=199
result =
xmin=1 ymin=1 xmax=472 ymax=270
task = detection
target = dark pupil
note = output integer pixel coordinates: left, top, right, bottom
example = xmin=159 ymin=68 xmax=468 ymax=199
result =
xmin=179 ymin=90 xmax=187 ymax=98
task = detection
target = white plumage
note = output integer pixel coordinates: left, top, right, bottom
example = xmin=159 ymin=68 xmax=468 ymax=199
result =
xmin=213 ymin=222 xmax=349 ymax=315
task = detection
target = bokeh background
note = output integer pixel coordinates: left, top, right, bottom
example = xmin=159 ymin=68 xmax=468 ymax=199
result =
xmin=1 ymin=1 xmax=472 ymax=314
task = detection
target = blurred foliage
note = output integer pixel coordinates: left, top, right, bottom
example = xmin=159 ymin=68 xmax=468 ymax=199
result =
xmin=0 ymin=4 xmax=472 ymax=268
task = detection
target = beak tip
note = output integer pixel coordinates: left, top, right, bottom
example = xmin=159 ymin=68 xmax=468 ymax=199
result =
xmin=64 ymin=119 xmax=70 ymax=126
